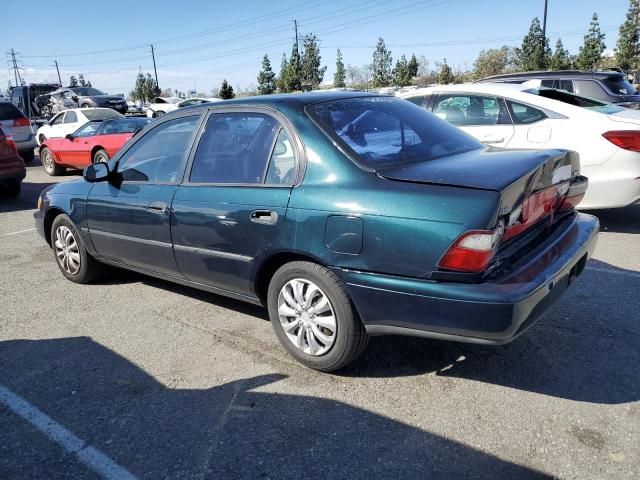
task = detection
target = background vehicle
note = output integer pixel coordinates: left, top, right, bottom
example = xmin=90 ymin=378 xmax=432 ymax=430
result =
xmin=0 ymin=125 xmax=26 ymax=197
xmin=0 ymin=102 xmax=36 ymax=163
xmin=36 ymin=108 xmax=123 ymax=146
xmin=146 ymin=97 xmax=219 ymax=118
xmin=34 ymin=93 xmax=598 ymax=372
xmin=35 ymin=87 xmax=128 ymax=116
xmin=400 ymin=83 xmax=640 ymax=209
xmin=477 ymin=70 xmax=640 ymax=109
xmin=40 ymin=117 xmax=151 ymax=176
xmin=9 ymin=83 xmax=60 ymax=124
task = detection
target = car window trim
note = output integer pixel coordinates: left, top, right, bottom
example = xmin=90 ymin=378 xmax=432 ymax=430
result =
xmin=504 ymin=99 xmax=547 ymax=125
xmin=181 ymin=105 xmax=304 ymax=188
xmin=111 ymin=111 xmax=206 ymax=186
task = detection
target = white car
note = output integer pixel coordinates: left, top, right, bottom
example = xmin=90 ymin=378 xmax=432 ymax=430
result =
xmin=146 ymin=97 xmax=220 ymax=118
xmin=399 ymin=83 xmax=640 ymax=209
xmin=36 ymin=108 xmax=123 ymax=146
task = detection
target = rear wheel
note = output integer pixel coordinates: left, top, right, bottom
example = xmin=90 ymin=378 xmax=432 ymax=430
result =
xmin=93 ymin=149 xmax=109 ymax=164
xmin=41 ymin=147 xmax=64 ymax=176
xmin=20 ymin=149 xmax=35 ymax=163
xmin=51 ymin=214 xmax=103 ymax=283
xmin=267 ymin=261 xmax=368 ymax=372
xmin=154 ymin=110 xmax=165 ymax=118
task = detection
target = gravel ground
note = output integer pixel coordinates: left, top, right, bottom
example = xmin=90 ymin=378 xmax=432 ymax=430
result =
xmin=1 ymin=158 xmax=639 ymax=479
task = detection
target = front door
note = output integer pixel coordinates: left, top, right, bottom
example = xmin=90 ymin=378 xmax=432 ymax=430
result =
xmin=171 ymin=111 xmax=296 ymax=296
xmin=86 ymin=114 xmax=201 ymax=277
xmin=57 ymin=121 xmax=101 ymax=166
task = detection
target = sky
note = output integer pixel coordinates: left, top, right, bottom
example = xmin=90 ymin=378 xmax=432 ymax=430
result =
xmin=0 ymin=0 xmax=632 ymax=96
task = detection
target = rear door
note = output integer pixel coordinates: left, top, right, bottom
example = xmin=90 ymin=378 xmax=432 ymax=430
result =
xmin=503 ymin=99 xmax=552 ymax=147
xmin=171 ymin=109 xmax=297 ymax=296
xmin=431 ymin=93 xmax=515 ymax=146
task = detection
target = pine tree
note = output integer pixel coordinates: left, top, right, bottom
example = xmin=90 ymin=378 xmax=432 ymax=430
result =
xmin=257 ymin=54 xmax=277 ymax=95
xmin=549 ymin=38 xmax=573 ymax=70
xmin=69 ymin=76 xmax=78 ymax=87
xmin=520 ymin=17 xmax=551 ymax=71
xmin=334 ymin=49 xmax=346 ymax=88
xmin=438 ymin=59 xmax=455 ymax=84
xmin=300 ymin=34 xmax=326 ymax=89
xmin=277 ymin=53 xmax=289 ymax=92
xmin=144 ymin=74 xmax=161 ymax=102
xmin=616 ymin=0 xmax=640 ymax=72
xmin=371 ymin=37 xmax=393 ymax=87
xmin=285 ymin=45 xmax=302 ymax=92
xmin=407 ymin=54 xmax=419 ymax=78
xmin=576 ymin=13 xmax=606 ymax=70
xmin=393 ymin=55 xmax=411 ymax=86
xmin=78 ymin=74 xmax=87 ymax=87
xmin=218 ymin=79 xmax=235 ymax=99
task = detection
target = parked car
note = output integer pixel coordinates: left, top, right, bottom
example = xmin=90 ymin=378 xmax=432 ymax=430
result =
xmin=477 ymin=70 xmax=640 ymax=109
xmin=399 ymin=83 xmax=640 ymax=209
xmin=0 ymin=125 xmax=26 ymax=197
xmin=146 ymin=97 xmax=219 ymax=118
xmin=34 ymin=87 xmax=128 ymax=117
xmin=40 ymin=117 xmax=151 ymax=176
xmin=34 ymin=92 xmax=599 ymax=371
xmin=36 ymin=108 xmax=124 ymax=146
xmin=9 ymin=83 xmax=61 ymax=122
xmin=0 ymin=102 xmax=36 ymax=163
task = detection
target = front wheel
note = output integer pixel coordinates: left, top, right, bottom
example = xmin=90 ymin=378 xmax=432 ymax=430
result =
xmin=267 ymin=261 xmax=368 ymax=372
xmin=41 ymin=147 xmax=64 ymax=176
xmin=93 ymin=149 xmax=109 ymax=164
xmin=51 ymin=214 xmax=103 ymax=283
xmin=2 ymin=181 xmax=21 ymax=198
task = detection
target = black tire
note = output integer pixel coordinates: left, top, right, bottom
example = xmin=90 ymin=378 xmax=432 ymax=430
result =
xmin=2 ymin=181 xmax=20 ymax=198
xmin=38 ymin=134 xmax=47 ymax=145
xmin=267 ymin=261 xmax=368 ymax=372
xmin=154 ymin=110 xmax=165 ymax=118
xmin=41 ymin=147 xmax=64 ymax=176
xmin=93 ymin=149 xmax=109 ymax=164
xmin=50 ymin=214 xmax=103 ymax=284
xmin=20 ymin=149 xmax=35 ymax=163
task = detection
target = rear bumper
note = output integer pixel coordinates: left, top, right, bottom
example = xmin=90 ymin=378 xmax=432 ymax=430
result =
xmin=333 ymin=212 xmax=599 ymax=344
xmin=0 ymin=162 xmax=26 ymax=185
xmin=579 ymin=176 xmax=640 ymax=210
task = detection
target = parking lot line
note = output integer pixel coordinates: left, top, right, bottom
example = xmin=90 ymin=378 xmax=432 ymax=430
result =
xmin=1 ymin=228 xmax=36 ymax=237
xmin=0 ymin=385 xmax=138 ymax=480
xmin=586 ymin=266 xmax=640 ymax=279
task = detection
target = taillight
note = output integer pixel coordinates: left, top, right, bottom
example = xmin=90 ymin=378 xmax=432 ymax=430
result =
xmin=602 ymin=130 xmax=640 ymax=152
xmin=12 ymin=117 xmax=31 ymax=128
xmin=438 ymin=227 xmax=503 ymax=273
xmin=0 ymin=134 xmax=18 ymax=158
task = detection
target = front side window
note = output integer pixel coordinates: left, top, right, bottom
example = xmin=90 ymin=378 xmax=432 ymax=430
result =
xmin=64 ymin=111 xmax=77 ymax=123
xmin=189 ymin=112 xmax=280 ymax=184
xmin=433 ymin=94 xmax=510 ymax=126
xmin=75 ymin=122 xmax=101 ymax=138
xmin=307 ymin=96 xmax=482 ymax=170
xmin=117 ymin=115 xmax=198 ymax=183
xmin=50 ymin=113 xmax=64 ymax=125
xmin=506 ymin=101 xmax=546 ymax=124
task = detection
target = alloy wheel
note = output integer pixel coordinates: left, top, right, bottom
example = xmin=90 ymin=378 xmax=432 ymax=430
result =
xmin=54 ymin=225 xmax=81 ymax=275
xmin=277 ymin=278 xmax=337 ymax=356
xmin=42 ymin=150 xmax=54 ymax=173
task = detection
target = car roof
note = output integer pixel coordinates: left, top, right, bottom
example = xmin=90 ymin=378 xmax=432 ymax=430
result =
xmin=478 ymin=70 xmax=624 ymax=82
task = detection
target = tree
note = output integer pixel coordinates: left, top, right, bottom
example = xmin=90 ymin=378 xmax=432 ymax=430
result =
xmin=550 ymin=38 xmax=573 ymax=70
xmin=576 ymin=13 xmax=606 ymax=70
xmin=218 ymin=79 xmax=235 ymax=99
xmin=393 ymin=55 xmax=412 ymax=86
xmin=257 ymin=54 xmax=277 ymax=95
xmin=616 ymin=0 xmax=640 ymax=72
xmin=284 ymin=44 xmax=302 ymax=92
xmin=473 ymin=46 xmax=520 ymax=79
xmin=345 ymin=64 xmax=362 ymax=86
xmin=438 ymin=59 xmax=455 ymax=84
xmin=371 ymin=37 xmax=393 ymax=87
xmin=69 ymin=75 xmax=78 ymax=87
xmin=520 ymin=17 xmax=551 ymax=71
xmin=161 ymin=88 xmax=173 ymax=97
xmin=334 ymin=49 xmax=346 ymax=88
xmin=78 ymin=74 xmax=87 ymax=87
xmin=407 ymin=54 xmax=419 ymax=78
xmin=300 ymin=34 xmax=326 ymax=89
xmin=277 ymin=53 xmax=289 ymax=92
xmin=144 ymin=74 xmax=161 ymax=101
xmin=85 ymin=80 xmax=92 ymax=87
xmin=361 ymin=64 xmax=372 ymax=89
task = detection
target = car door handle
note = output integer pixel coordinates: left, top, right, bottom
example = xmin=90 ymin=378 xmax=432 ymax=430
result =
xmin=483 ymin=136 xmax=505 ymax=144
xmin=147 ymin=201 xmax=167 ymax=213
xmin=250 ymin=210 xmax=278 ymax=225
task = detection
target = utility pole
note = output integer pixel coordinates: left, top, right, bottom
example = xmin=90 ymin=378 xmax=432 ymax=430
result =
xmin=294 ymin=20 xmax=299 ymax=59
xmin=9 ymin=49 xmax=23 ymax=86
xmin=542 ymin=0 xmax=548 ymax=43
xmin=54 ymin=60 xmax=62 ymax=85
xmin=150 ymin=44 xmax=159 ymax=88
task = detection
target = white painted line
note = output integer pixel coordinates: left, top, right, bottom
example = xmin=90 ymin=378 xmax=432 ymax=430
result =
xmin=0 ymin=385 xmax=138 ymax=480
xmin=586 ymin=266 xmax=640 ymax=279
xmin=1 ymin=228 xmax=36 ymax=237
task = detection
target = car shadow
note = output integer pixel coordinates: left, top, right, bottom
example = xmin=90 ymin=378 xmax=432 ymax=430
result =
xmin=0 ymin=182 xmax=55 ymax=213
xmin=0 ymin=337 xmax=549 ymax=479
xmin=587 ymin=203 xmax=640 ymax=234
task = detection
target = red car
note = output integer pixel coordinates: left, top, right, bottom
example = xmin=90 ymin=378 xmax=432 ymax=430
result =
xmin=40 ymin=117 xmax=151 ymax=176
xmin=0 ymin=125 xmax=26 ymax=197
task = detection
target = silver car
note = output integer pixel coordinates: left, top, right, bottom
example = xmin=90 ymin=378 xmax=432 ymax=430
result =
xmin=0 ymin=102 xmax=36 ymax=163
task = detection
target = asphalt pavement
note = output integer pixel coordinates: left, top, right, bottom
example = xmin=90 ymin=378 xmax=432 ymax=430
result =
xmin=1 ymin=158 xmax=639 ymax=479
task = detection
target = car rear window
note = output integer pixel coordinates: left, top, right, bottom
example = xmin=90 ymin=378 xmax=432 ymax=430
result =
xmin=0 ymin=102 xmax=25 ymax=120
xmin=525 ymin=88 xmax=624 ymax=114
xmin=602 ymin=76 xmax=637 ymax=95
xmin=83 ymin=109 xmax=122 ymax=120
xmin=307 ymin=96 xmax=482 ymax=170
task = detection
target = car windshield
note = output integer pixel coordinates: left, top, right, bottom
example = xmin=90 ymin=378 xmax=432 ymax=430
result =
xmin=525 ymin=88 xmax=625 ymax=114
xmin=83 ymin=109 xmax=123 ymax=120
xmin=307 ymin=96 xmax=482 ymax=170
xmin=71 ymin=87 xmax=105 ymax=96
xmin=603 ymin=76 xmax=637 ymax=95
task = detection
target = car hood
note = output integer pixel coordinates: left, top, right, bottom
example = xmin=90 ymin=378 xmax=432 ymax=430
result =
xmin=46 ymin=178 xmax=92 ymax=196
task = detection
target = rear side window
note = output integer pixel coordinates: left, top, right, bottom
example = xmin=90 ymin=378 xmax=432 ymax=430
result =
xmin=404 ymin=95 xmax=428 ymax=108
xmin=0 ymin=102 xmax=24 ymax=120
xmin=433 ymin=94 xmax=511 ymax=126
xmin=506 ymin=101 xmax=546 ymax=124
xmin=541 ymin=80 xmax=555 ymax=88
xmin=602 ymin=76 xmax=636 ymax=95
xmin=307 ymin=96 xmax=482 ymax=170
xmin=190 ymin=113 xmax=280 ymax=184
xmin=64 ymin=111 xmax=78 ymax=123
xmin=574 ymin=80 xmax=607 ymax=99
xmin=558 ymin=80 xmax=574 ymax=92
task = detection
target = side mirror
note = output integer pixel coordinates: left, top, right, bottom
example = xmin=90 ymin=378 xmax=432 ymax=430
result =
xmin=65 ymin=133 xmax=74 ymax=140
xmin=84 ymin=162 xmax=110 ymax=183
xmin=72 ymin=95 xmax=79 ymax=101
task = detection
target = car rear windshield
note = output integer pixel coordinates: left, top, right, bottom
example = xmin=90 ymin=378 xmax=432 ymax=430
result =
xmin=83 ymin=109 xmax=122 ymax=120
xmin=307 ymin=96 xmax=482 ymax=170
xmin=0 ymin=102 xmax=25 ymax=120
xmin=602 ymin=76 xmax=637 ymax=95
xmin=525 ymin=88 xmax=624 ymax=114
